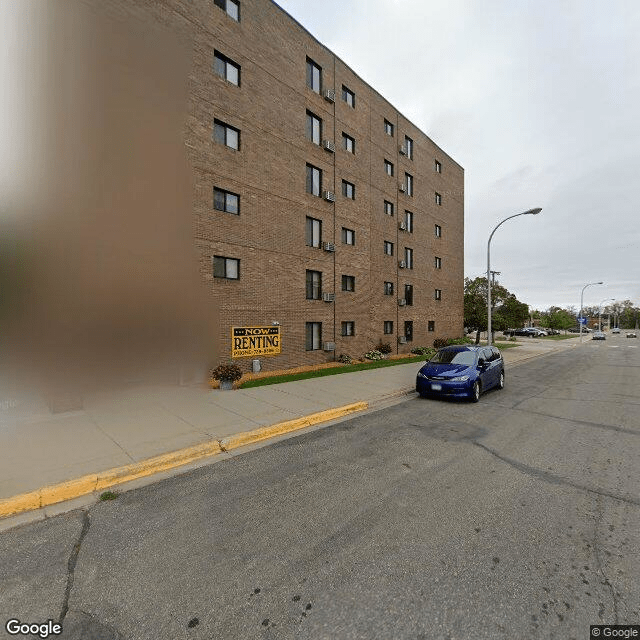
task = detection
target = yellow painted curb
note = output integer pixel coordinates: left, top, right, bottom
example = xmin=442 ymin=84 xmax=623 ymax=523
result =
xmin=220 ymin=401 xmax=368 ymax=451
xmin=0 ymin=440 xmax=223 ymax=519
xmin=0 ymin=402 xmax=367 ymax=519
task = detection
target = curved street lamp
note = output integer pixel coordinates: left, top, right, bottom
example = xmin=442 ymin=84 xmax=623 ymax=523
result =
xmin=598 ymin=298 xmax=614 ymax=331
xmin=579 ymin=282 xmax=604 ymax=342
xmin=487 ymin=208 xmax=542 ymax=346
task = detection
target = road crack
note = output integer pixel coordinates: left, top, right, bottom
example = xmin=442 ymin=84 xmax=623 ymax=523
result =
xmin=592 ymin=494 xmax=620 ymax=623
xmin=471 ymin=441 xmax=640 ymax=507
xmin=59 ymin=509 xmax=91 ymax=625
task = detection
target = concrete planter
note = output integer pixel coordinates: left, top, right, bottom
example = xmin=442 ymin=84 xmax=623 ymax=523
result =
xmin=219 ymin=379 xmax=234 ymax=390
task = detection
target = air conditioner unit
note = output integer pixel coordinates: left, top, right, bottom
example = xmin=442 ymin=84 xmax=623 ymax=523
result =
xmin=398 ymin=298 xmax=406 ymax=306
xmin=323 ymin=190 xmax=335 ymax=202
xmin=323 ymin=341 xmax=336 ymax=351
xmin=398 ymin=222 xmax=407 ymax=231
xmin=323 ymin=241 xmax=335 ymax=252
xmin=323 ymin=89 xmax=335 ymax=103
xmin=323 ymin=139 xmax=335 ymax=153
xmin=399 ymin=145 xmax=407 ymax=155
xmin=398 ymin=183 xmax=406 ymax=193
xmin=398 ymin=260 xmax=406 ymax=269
xmin=398 ymin=336 xmax=407 ymax=344
xmin=322 ymin=292 xmax=335 ymax=302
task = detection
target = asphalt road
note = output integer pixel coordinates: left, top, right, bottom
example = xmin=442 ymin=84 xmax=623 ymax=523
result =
xmin=1 ymin=336 xmax=639 ymax=640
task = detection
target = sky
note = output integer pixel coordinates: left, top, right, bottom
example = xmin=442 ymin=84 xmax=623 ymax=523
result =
xmin=276 ymin=0 xmax=640 ymax=312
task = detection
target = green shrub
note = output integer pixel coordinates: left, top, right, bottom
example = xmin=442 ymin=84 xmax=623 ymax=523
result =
xmin=447 ymin=336 xmax=473 ymax=345
xmin=411 ymin=346 xmax=433 ymax=355
xmin=364 ymin=349 xmax=383 ymax=361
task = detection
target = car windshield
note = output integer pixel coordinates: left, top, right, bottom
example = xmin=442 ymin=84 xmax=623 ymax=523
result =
xmin=429 ymin=349 xmax=476 ymax=365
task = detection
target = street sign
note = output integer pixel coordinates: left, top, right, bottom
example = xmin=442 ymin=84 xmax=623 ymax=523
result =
xmin=577 ymin=317 xmax=588 ymax=325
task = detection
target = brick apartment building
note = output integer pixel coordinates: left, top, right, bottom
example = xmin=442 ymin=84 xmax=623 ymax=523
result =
xmin=107 ymin=0 xmax=465 ymax=373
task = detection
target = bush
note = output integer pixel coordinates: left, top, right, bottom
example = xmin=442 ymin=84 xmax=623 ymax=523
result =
xmin=411 ymin=346 xmax=433 ymax=355
xmin=364 ymin=349 xmax=384 ymax=361
xmin=433 ymin=337 xmax=448 ymax=349
xmin=210 ymin=362 xmax=243 ymax=382
xmin=376 ymin=342 xmax=393 ymax=355
xmin=338 ymin=353 xmax=353 ymax=364
xmin=446 ymin=336 xmax=473 ymax=345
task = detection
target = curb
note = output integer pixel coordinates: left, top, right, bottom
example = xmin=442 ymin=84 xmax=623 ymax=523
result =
xmin=0 ymin=401 xmax=368 ymax=519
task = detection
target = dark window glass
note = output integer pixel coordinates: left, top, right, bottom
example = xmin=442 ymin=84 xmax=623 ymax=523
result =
xmin=306 ymin=270 xmax=322 ymax=299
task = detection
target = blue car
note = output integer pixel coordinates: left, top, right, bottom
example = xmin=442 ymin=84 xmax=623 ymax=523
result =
xmin=416 ymin=345 xmax=505 ymax=402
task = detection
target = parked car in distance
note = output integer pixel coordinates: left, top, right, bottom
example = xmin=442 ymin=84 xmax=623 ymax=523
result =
xmin=627 ymin=332 xmax=637 ymax=338
xmin=416 ymin=345 xmax=504 ymax=403
xmin=611 ymin=328 xmax=621 ymax=334
xmin=592 ymin=331 xmax=606 ymax=340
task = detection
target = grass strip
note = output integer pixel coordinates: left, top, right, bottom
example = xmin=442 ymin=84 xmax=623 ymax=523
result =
xmin=239 ymin=355 xmax=429 ymax=388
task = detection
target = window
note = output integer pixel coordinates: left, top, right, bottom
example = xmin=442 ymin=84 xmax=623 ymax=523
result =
xmin=435 ymin=289 xmax=442 ymax=300
xmin=384 ymin=241 xmax=394 ymax=256
xmin=306 ymin=164 xmax=322 ymax=196
xmin=213 ymin=255 xmax=239 ymax=279
xmin=404 ymin=321 xmax=413 ymax=343
xmin=384 ymin=281 xmax=394 ymax=295
xmin=405 ymin=284 xmax=413 ymax=306
xmin=404 ymin=210 xmax=413 ymax=233
xmin=384 ymin=321 xmax=394 ymax=335
xmin=384 ymin=160 xmax=394 ymax=176
xmin=214 ymin=187 xmax=240 ymax=215
xmin=405 ymin=173 xmax=413 ymax=196
xmin=342 ymin=133 xmax=355 ymax=153
xmin=306 ymin=58 xmax=321 ymax=93
xmin=405 ymin=136 xmax=413 ymax=159
xmin=306 ymin=111 xmax=322 ymax=145
xmin=214 ymin=119 xmax=240 ymax=150
xmin=342 ymin=180 xmax=355 ymax=199
xmin=214 ymin=51 xmax=240 ymax=85
xmin=214 ymin=0 xmax=240 ymax=21
xmin=342 ymin=275 xmax=355 ymax=292
xmin=306 ymin=270 xmax=322 ymax=299
xmin=384 ymin=200 xmax=394 ymax=216
xmin=435 ymin=159 xmax=442 ymax=173
xmin=435 ymin=192 xmax=442 ymax=205
xmin=384 ymin=119 xmax=394 ymax=136
xmin=306 ymin=217 xmax=322 ymax=248
xmin=305 ymin=322 xmax=322 ymax=350
xmin=342 ymin=85 xmax=355 ymax=107
xmin=341 ymin=321 xmax=355 ymax=336
xmin=435 ymin=256 xmax=442 ymax=269
xmin=342 ymin=227 xmax=355 ymax=245
xmin=435 ymin=224 xmax=442 ymax=238
xmin=404 ymin=247 xmax=413 ymax=269
xmin=428 ymin=320 xmax=435 ymax=332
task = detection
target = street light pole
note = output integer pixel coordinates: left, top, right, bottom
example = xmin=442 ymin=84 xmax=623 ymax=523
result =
xmin=487 ymin=208 xmax=542 ymax=346
xmin=598 ymin=298 xmax=614 ymax=332
xmin=579 ymin=282 xmax=604 ymax=342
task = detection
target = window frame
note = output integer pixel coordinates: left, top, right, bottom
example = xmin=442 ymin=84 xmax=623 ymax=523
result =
xmin=404 ymin=247 xmax=413 ymax=270
xmin=306 ymin=270 xmax=322 ymax=300
xmin=214 ymin=0 xmax=240 ymax=21
xmin=384 ymin=281 xmax=394 ymax=296
xmin=213 ymin=255 xmax=240 ymax=280
xmin=404 ymin=284 xmax=413 ymax=306
xmin=405 ymin=135 xmax=413 ymax=160
xmin=435 ymin=224 xmax=442 ymax=238
xmin=434 ymin=256 xmax=442 ymax=269
xmin=342 ymin=180 xmax=355 ymax=200
xmin=306 ymin=57 xmax=322 ymax=93
xmin=384 ymin=159 xmax=394 ymax=176
xmin=214 ymin=50 xmax=240 ymax=86
xmin=306 ymin=110 xmax=322 ymax=145
xmin=384 ymin=119 xmax=394 ymax=136
xmin=405 ymin=210 xmax=413 ymax=233
xmin=341 ymin=321 xmax=355 ymax=337
xmin=214 ymin=119 xmax=240 ymax=150
xmin=384 ymin=241 xmax=394 ymax=256
xmin=213 ymin=187 xmax=240 ymax=215
xmin=435 ymin=192 xmax=442 ymax=206
xmin=435 ymin=159 xmax=442 ymax=173
xmin=305 ymin=322 xmax=322 ymax=351
xmin=342 ymin=275 xmax=355 ymax=292
xmin=341 ymin=227 xmax=355 ymax=245
xmin=405 ymin=173 xmax=413 ymax=196
xmin=384 ymin=320 xmax=394 ymax=335
xmin=342 ymin=132 xmax=355 ymax=153
xmin=428 ymin=320 xmax=435 ymax=332
xmin=384 ymin=200 xmax=394 ymax=216
xmin=306 ymin=163 xmax=322 ymax=197
xmin=342 ymin=85 xmax=355 ymax=107
xmin=404 ymin=320 xmax=414 ymax=343
xmin=435 ymin=289 xmax=442 ymax=301
xmin=305 ymin=216 xmax=322 ymax=248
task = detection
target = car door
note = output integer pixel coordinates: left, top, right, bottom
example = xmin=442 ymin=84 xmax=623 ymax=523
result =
xmin=479 ymin=348 xmax=495 ymax=388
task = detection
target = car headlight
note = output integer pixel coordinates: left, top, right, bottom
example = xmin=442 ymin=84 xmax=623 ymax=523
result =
xmin=450 ymin=375 xmax=469 ymax=382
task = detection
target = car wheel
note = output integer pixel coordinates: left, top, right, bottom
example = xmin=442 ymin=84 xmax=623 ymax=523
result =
xmin=470 ymin=381 xmax=480 ymax=403
xmin=498 ymin=370 xmax=505 ymax=389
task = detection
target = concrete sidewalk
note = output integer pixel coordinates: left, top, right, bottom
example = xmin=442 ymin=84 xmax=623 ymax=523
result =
xmin=0 ymin=336 xmax=582 ymax=521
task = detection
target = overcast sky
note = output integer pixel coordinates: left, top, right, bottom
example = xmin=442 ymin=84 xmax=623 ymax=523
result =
xmin=277 ymin=0 xmax=640 ymax=312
